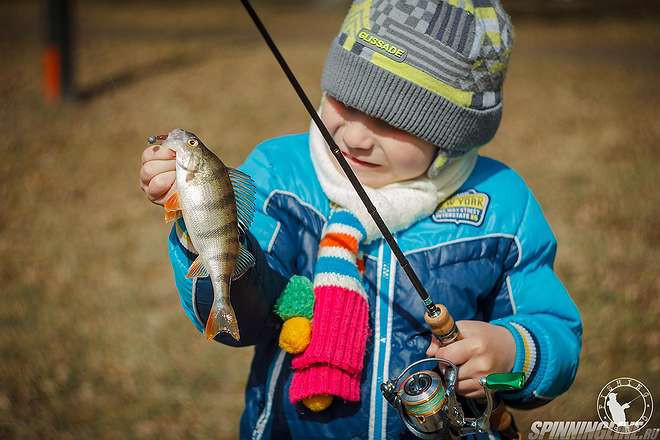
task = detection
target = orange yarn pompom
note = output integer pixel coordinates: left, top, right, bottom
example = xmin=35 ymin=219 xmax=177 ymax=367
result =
xmin=278 ymin=317 xmax=312 ymax=354
xmin=303 ymin=394 xmax=333 ymax=412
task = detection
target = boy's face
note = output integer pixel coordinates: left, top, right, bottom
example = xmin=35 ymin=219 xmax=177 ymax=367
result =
xmin=320 ymin=95 xmax=438 ymax=188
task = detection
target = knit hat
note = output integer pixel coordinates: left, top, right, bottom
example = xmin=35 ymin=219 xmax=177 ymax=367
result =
xmin=322 ymin=0 xmax=514 ymax=162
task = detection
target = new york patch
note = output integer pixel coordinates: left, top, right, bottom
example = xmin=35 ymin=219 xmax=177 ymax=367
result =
xmin=432 ymin=190 xmax=490 ymax=227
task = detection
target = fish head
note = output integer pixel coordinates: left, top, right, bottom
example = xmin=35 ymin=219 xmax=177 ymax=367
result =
xmin=155 ymin=128 xmax=206 ymax=170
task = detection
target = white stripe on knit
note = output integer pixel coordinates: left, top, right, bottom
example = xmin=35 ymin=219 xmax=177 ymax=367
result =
xmin=324 ymin=223 xmax=364 ymax=242
xmin=317 ymin=245 xmax=356 ymax=263
xmin=510 ymin=322 xmax=537 ymax=382
xmin=313 ymin=273 xmax=366 ymax=299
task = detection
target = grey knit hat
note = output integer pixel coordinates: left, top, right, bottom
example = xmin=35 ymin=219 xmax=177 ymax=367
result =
xmin=322 ymin=0 xmax=514 ymax=163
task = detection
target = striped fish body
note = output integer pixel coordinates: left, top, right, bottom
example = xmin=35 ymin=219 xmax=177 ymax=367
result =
xmin=157 ymin=129 xmax=256 ymax=341
xmin=178 ymin=150 xmax=240 ymax=338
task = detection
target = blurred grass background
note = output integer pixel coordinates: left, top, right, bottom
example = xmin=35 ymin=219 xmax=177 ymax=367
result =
xmin=0 ymin=0 xmax=658 ymax=438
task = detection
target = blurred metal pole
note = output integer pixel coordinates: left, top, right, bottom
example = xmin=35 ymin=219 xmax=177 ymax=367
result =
xmin=43 ymin=0 xmax=75 ymax=102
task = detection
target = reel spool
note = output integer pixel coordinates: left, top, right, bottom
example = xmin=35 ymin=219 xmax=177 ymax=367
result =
xmin=381 ymin=359 xmax=524 ymax=439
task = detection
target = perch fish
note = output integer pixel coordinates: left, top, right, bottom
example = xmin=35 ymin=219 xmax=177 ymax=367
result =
xmin=149 ymin=128 xmax=255 ymax=341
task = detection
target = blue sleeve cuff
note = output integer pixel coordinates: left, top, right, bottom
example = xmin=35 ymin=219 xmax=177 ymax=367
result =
xmin=491 ymin=318 xmax=548 ymax=406
xmin=493 ymin=321 xmax=538 ymax=382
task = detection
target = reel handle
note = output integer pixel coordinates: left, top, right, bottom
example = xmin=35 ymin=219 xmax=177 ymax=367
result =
xmin=424 ymin=304 xmax=463 ymax=346
xmin=484 ymin=372 xmax=525 ymax=392
xmin=449 ymin=373 xmax=524 ymax=434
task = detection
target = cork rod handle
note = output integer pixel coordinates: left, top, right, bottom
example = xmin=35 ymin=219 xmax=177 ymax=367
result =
xmin=424 ymin=304 xmax=463 ymax=346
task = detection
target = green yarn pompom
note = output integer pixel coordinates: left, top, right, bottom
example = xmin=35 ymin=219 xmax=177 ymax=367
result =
xmin=274 ymin=275 xmax=314 ymax=320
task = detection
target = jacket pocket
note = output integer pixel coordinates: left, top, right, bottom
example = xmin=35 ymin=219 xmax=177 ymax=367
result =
xmin=282 ymin=371 xmax=371 ymax=439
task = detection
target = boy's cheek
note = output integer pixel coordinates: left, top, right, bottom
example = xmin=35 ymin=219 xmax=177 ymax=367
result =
xmin=319 ymin=102 xmax=344 ymax=135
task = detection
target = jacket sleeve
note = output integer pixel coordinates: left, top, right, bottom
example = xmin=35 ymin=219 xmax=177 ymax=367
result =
xmin=167 ymin=144 xmax=298 ymax=347
xmin=489 ymin=190 xmax=582 ymax=408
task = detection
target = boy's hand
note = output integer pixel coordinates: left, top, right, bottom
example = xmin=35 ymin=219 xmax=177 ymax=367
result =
xmin=426 ymin=321 xmax=516 ymax=398
xmin=140 ymin=145 xmax=176 ymax=206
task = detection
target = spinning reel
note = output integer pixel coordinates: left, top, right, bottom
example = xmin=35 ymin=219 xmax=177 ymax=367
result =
xmin=381 ymin=358 xmax=524 ymax=439
xmin=377 ymin=304 xmax=525 ymax=439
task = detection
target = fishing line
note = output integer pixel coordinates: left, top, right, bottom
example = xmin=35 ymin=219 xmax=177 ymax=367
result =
xmin=238 ymin=0 xmax=441 ymax=318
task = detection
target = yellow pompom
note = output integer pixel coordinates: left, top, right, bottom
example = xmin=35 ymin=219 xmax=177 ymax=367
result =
xmin=278 ymin=317 xmax=311 ymax=354
xmin=303 ymin=394 xmax=333 ymax=412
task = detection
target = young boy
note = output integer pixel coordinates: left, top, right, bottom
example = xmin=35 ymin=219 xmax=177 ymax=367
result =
xmin=140 ymin=1 xmax=582 ymax=438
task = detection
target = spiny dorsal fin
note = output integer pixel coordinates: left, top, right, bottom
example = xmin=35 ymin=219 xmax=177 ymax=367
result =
xmin=232 ymin=242 xmax=256 ymax=281
xmin=228 ymin=168 xmax=256 ymax=236
xmin=186 ymin=256 xmax=209 ymax=279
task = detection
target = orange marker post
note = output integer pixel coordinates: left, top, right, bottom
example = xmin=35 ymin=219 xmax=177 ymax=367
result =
xmin=43 ymin=0 xmax=74 ymax=102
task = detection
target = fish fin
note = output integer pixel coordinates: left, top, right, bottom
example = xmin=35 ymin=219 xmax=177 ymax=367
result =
xmin=164 ymin=192 xmax=181 ymax=212
xmin=164 ymin=210 xmax=182 ymax=223
xmin=163 ymin=192 xmax=182 ymax=223
xmin=186 ymin=256 xmax=209 ymax=279
xmin=228 ymin=168 xmax=256 ymax=235
xmin=204 ymin=299 xmax=240 ymax=341
xmin=232 ymin=242 xmax=256 ymax=281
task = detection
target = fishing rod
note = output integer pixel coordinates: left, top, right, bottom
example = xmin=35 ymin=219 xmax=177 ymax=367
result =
xmin=238 ymin=0 xmax=460 ymax=343
xmin=237 ymin=2 xmax=524 ymax=438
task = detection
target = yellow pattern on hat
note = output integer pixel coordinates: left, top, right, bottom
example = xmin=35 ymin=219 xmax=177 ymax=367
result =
xmin=370 ymin=52 xmax=474 ymax=108
xmin=340 ymin=0 xmax=372 ymax=52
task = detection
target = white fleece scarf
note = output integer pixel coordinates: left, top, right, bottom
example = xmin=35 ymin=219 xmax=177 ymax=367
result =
xmin=309 ymin=121 xmax=479 ymax=243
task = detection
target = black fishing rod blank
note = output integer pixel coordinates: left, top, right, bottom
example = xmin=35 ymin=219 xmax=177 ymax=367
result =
xmin=238 ymin=0 xmax=450 ymax=322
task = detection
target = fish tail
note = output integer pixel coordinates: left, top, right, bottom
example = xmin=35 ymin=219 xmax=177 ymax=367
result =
xmin=204 ymin=304 xmax=240 ymax=341
xmin=204 ymin=290 xmax=240 ymax=341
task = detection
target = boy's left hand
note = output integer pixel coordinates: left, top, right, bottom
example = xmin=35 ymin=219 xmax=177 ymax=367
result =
xmin=426 ymin=321 xmax=516 ymax=398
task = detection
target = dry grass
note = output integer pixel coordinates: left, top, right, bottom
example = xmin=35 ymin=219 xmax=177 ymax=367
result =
xmin=1 ymin=1 xmax=658 ymax=438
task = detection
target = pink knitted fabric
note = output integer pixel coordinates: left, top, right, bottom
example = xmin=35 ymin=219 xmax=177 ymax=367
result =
xmin=289 ymin=209 xmax=369 ymax=404
xmin=290 ymin=363 xmax=361 ymax=402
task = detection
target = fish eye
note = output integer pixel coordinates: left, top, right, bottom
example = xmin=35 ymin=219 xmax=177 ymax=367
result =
xmin=187 ymin=138 xmax=199 ymax=147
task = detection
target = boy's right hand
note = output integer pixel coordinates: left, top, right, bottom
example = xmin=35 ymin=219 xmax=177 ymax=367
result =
xmin=140 ymin=145 xmax=176 ymax=206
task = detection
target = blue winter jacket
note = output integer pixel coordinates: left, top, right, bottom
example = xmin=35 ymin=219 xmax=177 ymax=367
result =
xmin=168 ymin=133 xmax=582 ymax=439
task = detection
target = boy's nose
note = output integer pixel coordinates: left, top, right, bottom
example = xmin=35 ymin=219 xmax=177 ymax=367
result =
xmin=342 ymin=120 xmax=375 ymax=151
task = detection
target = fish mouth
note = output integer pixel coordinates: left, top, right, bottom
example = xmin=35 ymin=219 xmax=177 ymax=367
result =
xmin=148 ymin=133 xmax=178 ymax=155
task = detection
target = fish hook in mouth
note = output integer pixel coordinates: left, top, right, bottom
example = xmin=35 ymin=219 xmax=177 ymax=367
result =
xmin=147 ymin=134 xmax=169 ymax=145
